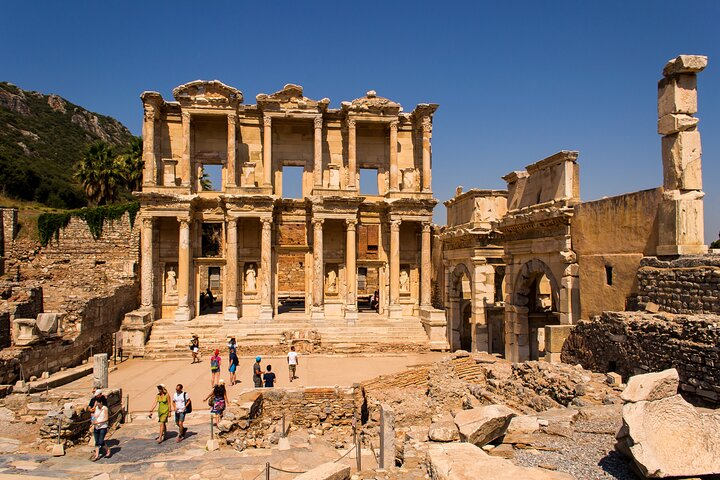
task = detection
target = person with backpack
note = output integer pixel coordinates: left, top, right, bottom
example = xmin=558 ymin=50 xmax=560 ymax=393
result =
xmin=210 ymin=349 xmax=221 ymax=386
xmin=252 ymin=356 xmax=263 ymax=388
xmin=171 ymin=384 xmax=191 ymax=442
xmin=204 ymin=380 xmax=228 ymax=427
xmin=228 ymin=341 xmax=240 ymax=386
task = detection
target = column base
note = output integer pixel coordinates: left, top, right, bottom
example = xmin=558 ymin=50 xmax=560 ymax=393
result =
xmin=258 ymin=306 xmax=273 ymax=322
xmin=345 ymin=307 xmax=358 ymax=324
xmin=311 ymin=306 xmax=325 ymax=321
xmin=420 ymin=306 xmax=450 ymax=351
xmin=224 ymin=306 xmax=238 ymax=321
xmin=174 ymin=306 xmax=192 ymax=322
xmin=656 ymin=244 xmax=708 ymax=256
xmin=387 ymin=305 xmax=403 ymax=320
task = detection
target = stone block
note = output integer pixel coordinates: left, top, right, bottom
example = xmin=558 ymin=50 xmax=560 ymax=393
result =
xmin=658 ymin=75 xmax=697 ymax=116
xmin=51 ymin=443 xmax=65 ymax=456
xmin=657 ymin=113 xmax=699 ymax=135
xmin=429 ymin=416 xmax=460 ymax=442
xmin=661 ymin=129 xmax=702 ymax=191
xmin=379 ymin=403 xmax=395 ymax=468
xmin=544 ymin=325 xmax=574 ymax=353
xmin=657 ymin=191 xmax=706 ymax=255
xmin=606 ymin=372 xmax=622 ymax=386
xmin=454 ymin=404 xmax=515 ymax=447
xmin=294 ymin=462 xmax=350 ymax=480
xmin=206 ymin=438 xmax=219 ymax=451
xmin=621 ymin=368 xmax=679 ymax=403
xmin=662 ymin=55 xmax=708 ymax=77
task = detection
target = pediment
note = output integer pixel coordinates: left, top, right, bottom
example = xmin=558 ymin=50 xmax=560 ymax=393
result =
xmin=172 ymin=80 xmax=243 ymax=106
xmin=342 ymin=90 xmax=402 ymax=115
xmin=256 ymin=84 xmax=329 ymax=112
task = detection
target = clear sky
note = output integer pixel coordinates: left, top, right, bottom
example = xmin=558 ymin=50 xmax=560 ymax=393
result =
xmin=2 ymin=1 xmax=718 ymax=242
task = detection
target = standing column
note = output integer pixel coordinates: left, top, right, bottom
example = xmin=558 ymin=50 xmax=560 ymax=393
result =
xmin=224 ymin=218 xmax=238 ymax=320
xmin=313 ymin=115 xmax=323 ymax=188
xmin=312 ymin=218 xmax=325 ymax=320
xmin=388 ymin=219 xmax=402 ymax=319
xmin=259 ymin=217 xmax=273 ymax=321
xmin=142 ymin=107 xmax=156 ymax=186
xmin=262 ymin=115 xmax=272 ymax=188
xmin=389 ymin=120 xmax=399 ymax=191
xmin=347 ymin=118 xmax=357 ymax=189
xmin=140 ymin=217 xmax=154 ymax=309
xmin=175 ymin=217 xmax=192 ymax=321
xmin=345 ymin=219 xmax=358 ymax=322
xmin=227 ymin=113 xmax=237 ymax=188
xmin=421 ymin=117 xmax=432 ymax=192
xmin=420 ymin=222 xmax=432 ymax=307
xmin=181 ymin=111 xmax=191 ymax=187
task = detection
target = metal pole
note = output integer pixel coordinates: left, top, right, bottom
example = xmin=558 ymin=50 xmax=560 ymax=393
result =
xmin=281 ymin=414 xmax=285 ymax=438
xmin=57 ymin=418 xmax=62 ymax=444
xmin=379 ymin=412 xmax=385 ymax=469
xmin=210 ymin=417 xmax=214 ymax=439
xmin=356 ymin=435 xmax=361 ymax=471
xmin=265 ymin=462 xmax=270 ymax=480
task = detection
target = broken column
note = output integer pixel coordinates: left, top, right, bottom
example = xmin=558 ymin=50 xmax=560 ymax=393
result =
xmin=379 ymin=403 xmax=396 ymax=469
xmin=93 ymin=353 xmax=108 ymax=389
xmin=656 ymin=54 xmax=708 ymax=256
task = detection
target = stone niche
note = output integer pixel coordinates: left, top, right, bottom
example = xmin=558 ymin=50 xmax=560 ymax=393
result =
xmin=244 ymin=262 xmax=258 ymax=294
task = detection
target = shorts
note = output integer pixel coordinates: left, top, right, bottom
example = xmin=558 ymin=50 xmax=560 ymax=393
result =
xmin=289 ymin=364 xmax=297 ymax=375
xmin=192 ymin=347 xmax=199 ymax=353
xmin=158 ymin=411 xmax=169 ymax=423
xmin=174 ymin=411 xmax=186 ymax=423
xmin=93 ymin=427 xmax=107 ymax=448
xmin=229 ymin=364 xmax=237 ymax=373
xmin=253 ymin=375 xmax=262 ymax=388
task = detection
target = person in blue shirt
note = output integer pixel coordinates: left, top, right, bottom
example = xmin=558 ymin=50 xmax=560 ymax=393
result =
xmin=263 ymin=365 xmax=276 ymax=388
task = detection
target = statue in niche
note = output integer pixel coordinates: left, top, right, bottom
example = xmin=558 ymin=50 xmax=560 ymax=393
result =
xmin=326 ymin=267 xmax=337 ymax=293
xmin=402 ymin=168 xmax=417 ymax=191
xmin=245 ymin=264 xmax=257 ymax=292
xmin=165 ymin=266 xmax=177 ymax=296
xmin=399 ymin=269 xmax=410 ymax=293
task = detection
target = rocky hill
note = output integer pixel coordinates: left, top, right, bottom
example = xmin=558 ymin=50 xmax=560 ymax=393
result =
xmin=0 ymin=82 xmax=135 ymax=208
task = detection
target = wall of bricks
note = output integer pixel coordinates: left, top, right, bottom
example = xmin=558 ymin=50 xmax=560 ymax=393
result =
xmin=637 ymin=255 xmax=720 ymax=315
xmin=260 ymin=386 xmax=359 ymax=427
xmin=562 ymin=311 xmax=720 ymax=406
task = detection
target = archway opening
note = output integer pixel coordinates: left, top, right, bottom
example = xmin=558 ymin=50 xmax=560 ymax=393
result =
xmin=450 ymin=264 xmax=473 ymax=352
xmin=526 ymin=273 xmax=559 ymax=360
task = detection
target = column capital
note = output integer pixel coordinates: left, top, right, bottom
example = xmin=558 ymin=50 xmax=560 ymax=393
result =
xmin=144 ymin=107 xmax=156 ymax=122
xmin=260 ymin=216 xmax=273 ymax=227
xmin=177 ymin=216 xmax=191 ymax=227
xmin=263 ymin=115 xmax=272 ymax=127
xmin=345 ymin=218 xmax=358 ymax=230
xmin=346 ymin=117 xmax=356 ymax=129
xmin=314 ymin=115 xmax=323 ymax=129
xmin=389 ymin=119 xmax=399 ymax=130
xmin=226 ymin=217 xmax=237 ymax=227
xmin=181 ymin=111 xmax=191 ymax=121
xmin=421 ymin=116 xmax=432 ymax=133
xmin=142 ymin=217 xmax=153 ymax=229
xmin=227 ymin=112 xmax=237 ymax=125
xmin=422 ymin=222 xmax=432 ymax=233
xmin=390 ymin=219 xmax=401 ymax=231
xmin=312 ymin=217 xmax=325 ymax=227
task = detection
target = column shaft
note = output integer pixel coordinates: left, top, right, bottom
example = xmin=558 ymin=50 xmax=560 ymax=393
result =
xmin=421 ymin=117 xmax=432 ymax=191
xmin=142 ymin=108 xmax=156 ymax=186
xmin=260 ymin=217 xmax=273 ymax=319
xmin=227 ymin=114 xmax=237 ymax=187
xmin=225 ymin=219 xmax=238 ymax=320
xmin=421 ymin=222 xmax=432 ymax=306
xmin=389 ymin=120 xmax=399 ymax=191
xmin=313 ymin=219 xmax=324 ymax=308
xmin=346 ymin=220 xmax=357 ymax=313
xmin=140 ymin=218 xmax=153 ymax=308
xmin=313 ymin=116 xmax=323 ymax=187
xmin=347 ymin=118 xmax=356 ymax=189
xmin=263 ymin=116 xmax=272 ymax=187
xmin=175 ymin=218 xmax=192 ymax=321
xmin=389 ymin=220 xmax=401 ymax=305
xmin=181 ymin=112 xmax=191 ymax=187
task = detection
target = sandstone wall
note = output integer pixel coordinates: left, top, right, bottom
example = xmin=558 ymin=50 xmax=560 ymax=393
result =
xmin=256 ymin=386 xmax=359 ymax=427
xmin=562 ymin=311 xmax=720 ymax=406
xmin=572 ymin=188 xmax=662 ymax=318
xmin=637 ymin=255 xmax=720 ymax=314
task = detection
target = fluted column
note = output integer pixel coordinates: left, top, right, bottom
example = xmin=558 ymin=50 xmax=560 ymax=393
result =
xmin=181 ymin=111 xmax=191 ymax=188
xmin=312 ymin=218 xmax=325 ymax=319
xmin=140 ymin=217 xmax=154 ymax=308
xmin=175 ymin=217 xmax=192 ymax=321
xmin=313 ymin=115 xmax=323 ymax=188
xmin=421 ymin=222 xmax=432 ymax=306
xmin=263 ymin=115 xmax=272 ymax=188
xmin=142 ymin=107 xmax=156 ymax=186
xmin=345 ymin=219 xmax=358 ymax=321
xmin=227 ymin=113 xmax=237 ymax=188
xmin=389 ymin=120 xmax=399 ymax=191
xmin=259 ymin=217 xmax=273 ymax=320
xmin=224 ymin=218 xmax=238 ymax=320
xmin=347 ymin=118 xmax=357 ymax=189
xmin=421 ymin=117 xmax=432 ymax=192
xmin=388 ymin=219 xmax=402 ymax=319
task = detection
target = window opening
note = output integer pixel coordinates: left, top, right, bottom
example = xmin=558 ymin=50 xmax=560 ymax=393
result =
xmin=200 ymin=164 xmax=223 ymax=191
xmin=283 ymin=166 xmax=304 ymax=199
xmin=359 ymin=168 xmax=379 ymax=195
xmin=605 ymin=266 xmax=613 ymax=286
xmin=201 ymin=223 xmax=223 ymax=257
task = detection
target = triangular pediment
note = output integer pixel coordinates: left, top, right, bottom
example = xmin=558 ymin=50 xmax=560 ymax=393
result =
xmin=256 ymin=84 xmax=329 ymax=112
xmin=172 ymin=80 xmax=243 ymax=106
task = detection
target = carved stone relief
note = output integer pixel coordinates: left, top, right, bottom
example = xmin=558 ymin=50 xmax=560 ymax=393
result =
xmin=245 ymin=263 xmax=258 ymax=293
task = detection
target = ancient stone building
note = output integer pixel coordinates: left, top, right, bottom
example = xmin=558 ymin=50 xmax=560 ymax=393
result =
xmin=135 ymin=81 xmax=444 ymax=343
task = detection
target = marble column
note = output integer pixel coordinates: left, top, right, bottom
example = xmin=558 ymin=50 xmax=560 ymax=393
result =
xmin=224 ymin=218 xmax=238 ymax=320
xmin=388 ymin=219 xmax=402 ymax=319
xmin=259 ymin=217 xmax=273 ymax=320
xmin=345 ymin=219 xmax=358 ymax=322
xmin=142 ymin=107 xmax=156 ymax=186
xmin=312 ymin=218 xmax=325 ymax=319
xmin=421 ymin=117 xmax=432 ymax=192
xmin=181 ymin=111 xmax=191 ymax=187
xmin=421 ymin=222 xmax=432 ymax=307
xmin=347 ymin=118 xmax=357 ymax=189
xmin=140 ymin=217 xmax=153 ymax=309
xmin=227 ymin=113 xmax=237 ymax=188
xmin=389 ymin=120 xmax=399 ymax=191
xmin=263 ymin=115 xmax=272 ymax=188
xmin=175 ymin=217 xmax=192 ymax=321
xmin=313 ymin=115 xmax=323 ymax=188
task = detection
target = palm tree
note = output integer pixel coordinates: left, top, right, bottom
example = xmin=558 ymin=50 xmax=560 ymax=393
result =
xmin=116 ymin=136 xmax=144 ymax=192
xmin=75 ymin=141 xmax=123 ymax=205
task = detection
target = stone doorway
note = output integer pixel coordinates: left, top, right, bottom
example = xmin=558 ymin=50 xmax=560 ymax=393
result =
xmin=357 ymin=264 xmax=381 ymax=312
xmin=276 ymin=251 xmax=307 ymax=315
xmin=196 ymin=264 xmax=223 ymax=316
xmin=449 ymin=263 xmax=473 ymax=351
xmin=460 ymin=302 xmax=472 ymax=351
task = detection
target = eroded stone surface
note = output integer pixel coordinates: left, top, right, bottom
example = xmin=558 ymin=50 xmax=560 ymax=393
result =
xmin=453 ymin=404 xmax=515 ymax=447
xmin=621 ymin=369 xmax=679 ymax=403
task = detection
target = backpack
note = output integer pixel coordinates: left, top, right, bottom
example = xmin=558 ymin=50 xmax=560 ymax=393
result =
xmin=210 ymin=356 xmax=219 ymax=369
xmin=184 ymin=392 xmax=192 ymax=414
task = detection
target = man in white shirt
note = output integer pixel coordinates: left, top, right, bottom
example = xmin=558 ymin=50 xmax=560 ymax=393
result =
xmin=287 ymin=346 xmax=299 ymax=382
xmin=172 ymin=384 xmax=190 ymax=442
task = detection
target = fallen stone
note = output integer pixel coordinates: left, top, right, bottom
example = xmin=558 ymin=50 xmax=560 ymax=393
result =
xmin=454 ymin=405 xmax=515 ymax=447
xmin=645 ymin=302 xmax=661 ymax=313
xmin=606 ymin=372 xmax=622 ymax=386
xmin=294 ymin=461 xmax=351 ymax=480
xmin=486 ymin=443 xmax=514 ymax=459
xmin=621 ymin=369 xmax=679 ymax=403
xmin=429 ymin=417 xmax=460 ymax=442
xmin=616 ymin=394 xmax=720 ymax=478
xmin=0 ymin=437 xmax=21 ymax=454
xmin=427 ymin=443 xmax=574 ymax=480
xmin=506 ymin=415 xmax=540 ymax=435
xmin=0 ymin=407 xmax=16 ymax=422
xmin=206 ymin=439 xmax=219 ymax=451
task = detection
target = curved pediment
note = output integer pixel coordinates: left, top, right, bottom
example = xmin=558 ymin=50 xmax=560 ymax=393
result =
xmin=342 ymin=90 xmax=401 ymax=115
xmin=256 ymin=84 xmax=329 ymax=112
xmin=172 ymin=80 xmax=243 ymax=106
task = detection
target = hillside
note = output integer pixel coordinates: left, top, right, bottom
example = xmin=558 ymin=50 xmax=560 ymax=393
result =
xmin=0 ymin=82 xmax=135 ymax=208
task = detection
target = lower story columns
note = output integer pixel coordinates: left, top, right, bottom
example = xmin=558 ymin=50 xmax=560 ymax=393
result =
xmin=175 ymin=217 xmax=193 ymax=321
xmin=259 ymin=217 xmax=273 ymax=321
xmin=345 ymin=219 xmax=358 ymax=323
xmin=388 ymin=219 xmax=402 ymax=319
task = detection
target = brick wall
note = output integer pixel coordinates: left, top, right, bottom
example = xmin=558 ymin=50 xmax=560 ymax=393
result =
xmin=637 ymin=255 xmax=720 ymax=315
xmin=260 ymin=386 xmax=359 ymax=427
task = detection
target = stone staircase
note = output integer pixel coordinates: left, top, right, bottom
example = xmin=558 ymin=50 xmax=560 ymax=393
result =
xmin=144 ymin=312 xmax=431 ymax=359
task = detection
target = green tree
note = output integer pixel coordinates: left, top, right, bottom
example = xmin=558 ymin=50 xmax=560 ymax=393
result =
xmin=116 ymin=136 xmax=144 ymax=192
xmin=199 ymin=166 xmax=212 ymax=191
xmin=75 ymin=141 xmax=123 ymax=205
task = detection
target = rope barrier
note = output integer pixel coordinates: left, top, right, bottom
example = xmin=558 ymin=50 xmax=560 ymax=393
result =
xmin=268 ymin=465 xmax=308 ymax=474
xmin=334 ymin=443 xmax=357 ymax=463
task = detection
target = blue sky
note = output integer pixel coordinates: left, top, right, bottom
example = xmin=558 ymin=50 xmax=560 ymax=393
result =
xmin=2 ymin=1 xmax=718 ymax=242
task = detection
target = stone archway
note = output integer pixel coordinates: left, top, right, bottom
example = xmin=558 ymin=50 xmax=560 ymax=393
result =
xmin=506 ymin=258 xmax=561 ymax=361
xmin=448 ymin=263 xmax=473 ymax=351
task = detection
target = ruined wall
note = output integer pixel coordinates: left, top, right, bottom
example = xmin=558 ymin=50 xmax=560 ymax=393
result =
xmin=572 ymin=188 xmax=662 ymax=318
xmin=257 ymin=386 xmax=358 ymax=427
xmin=562 ymin=311 xmax=720 ymax=406
xmin=637 ymin=255 xmax=720 ymax=314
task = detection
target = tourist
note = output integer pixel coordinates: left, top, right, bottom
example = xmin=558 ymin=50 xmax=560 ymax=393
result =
xmin=204 ymin=380 xmax=228 ymax=427
xmin=287 ymin=346 xmax=299 ymax=382
xmin=253 ymin=356 xmax=263 ymax=388
xmin=148 ymin=384 xmax=170 ymax=443
xmin=171 ymin=384 xmax=191 ymax=442
xmin=91 ymin=400 xmax=110 ymax=461
xmin=228 ymin=339 xmax=239 ymax=386
xmin=210 ymin=349 xmax=221 ymax=386
xmin=88 ymin=389 xmax=107 ymax=412
xmin=263 ymin=365 xmax=276 ymax=388
xmin=190 ymin=334 xmax=200 ymax=364
xmin=370 ymin=290 xmax=379 ymax=312
xmin=205 ymin=288 xmax=214 ymax=309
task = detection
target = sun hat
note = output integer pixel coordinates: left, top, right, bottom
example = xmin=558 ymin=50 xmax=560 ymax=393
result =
xmin=94 ymin=389 xmax=103 ymax=396
xmin=219 ymin=379 xmax=225 ymax=384
xmin=255 ymin=356 xmax=261 ymax=362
